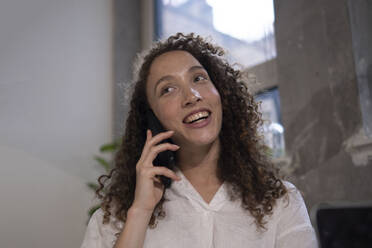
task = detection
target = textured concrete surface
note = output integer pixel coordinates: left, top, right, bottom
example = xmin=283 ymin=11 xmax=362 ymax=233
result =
xmin=348 ymin=0 xmax=372 ymax=137
xmin=274 ymin=0 xmax=372 ymax=210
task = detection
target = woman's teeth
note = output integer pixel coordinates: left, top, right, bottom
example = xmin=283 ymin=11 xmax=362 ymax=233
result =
xmin=185 ymin=111 xmax=209 ymax=124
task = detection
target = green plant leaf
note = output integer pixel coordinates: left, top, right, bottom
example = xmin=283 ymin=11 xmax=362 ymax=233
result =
xmin=99 ymin=141 xmax=120 ymax=153
xmin=88 ymin=205 xmax=100 ymax=217
xmin=87 ymin=140 xmax=121 ymax=222
xmin=86 ymin=182 xmax=99 ymax=191
xmin=94 ymin=156 xmax=111 ymax=172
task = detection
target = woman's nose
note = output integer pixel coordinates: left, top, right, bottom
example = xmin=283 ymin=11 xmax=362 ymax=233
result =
xmin=182 ymin=87 xmax=202 ymax=107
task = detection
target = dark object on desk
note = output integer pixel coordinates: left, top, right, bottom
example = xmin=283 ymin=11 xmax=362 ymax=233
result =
xmin=315 ymin=204 xmax=372 ymax=248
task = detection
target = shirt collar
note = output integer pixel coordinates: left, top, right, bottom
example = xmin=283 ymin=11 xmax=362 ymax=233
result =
xmin=168 ymin=167 xmax=229 ymax=211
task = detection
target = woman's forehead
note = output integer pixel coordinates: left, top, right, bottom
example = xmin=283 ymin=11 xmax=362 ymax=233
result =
xmin=147 ymin=51 xmax=203 ymax=85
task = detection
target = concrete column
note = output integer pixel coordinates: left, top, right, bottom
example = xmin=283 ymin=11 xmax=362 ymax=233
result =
xmin=274 ymin=0 xmax=372 ymax=208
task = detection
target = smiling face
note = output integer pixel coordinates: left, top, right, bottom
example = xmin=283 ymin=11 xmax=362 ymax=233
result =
xmin=146 ymin=50 xmax=222 ymax=147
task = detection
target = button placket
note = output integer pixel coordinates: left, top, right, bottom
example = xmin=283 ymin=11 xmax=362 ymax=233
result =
xmin=201 ymin=210 xmax=214 ymax=248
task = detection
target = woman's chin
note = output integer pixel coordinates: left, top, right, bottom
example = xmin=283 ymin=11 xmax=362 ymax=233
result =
xmin=173 ymin=127 xmax=221 ymax=147
xmin=185 ymin=134 xmax=219 ymax=147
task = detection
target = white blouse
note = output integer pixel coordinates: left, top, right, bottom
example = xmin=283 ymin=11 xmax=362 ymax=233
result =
xmin=81 ymin=168 xmax=318 ymax=248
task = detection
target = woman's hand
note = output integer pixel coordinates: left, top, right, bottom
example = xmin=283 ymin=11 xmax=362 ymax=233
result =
xmin=130 ymin=130 xmax=181 ymax=213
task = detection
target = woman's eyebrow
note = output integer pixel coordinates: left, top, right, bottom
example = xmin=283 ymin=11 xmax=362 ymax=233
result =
xmin=188 ymin=65 xmax=204 ymax=72
xmin=154 ymin=75 xmax=174 ymax=94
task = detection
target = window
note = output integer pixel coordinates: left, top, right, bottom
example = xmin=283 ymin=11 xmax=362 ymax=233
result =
xmin=256 ymin=87 xmax=285 ymax=158
xmin=155 ymin=0 xmax=276 ymax=68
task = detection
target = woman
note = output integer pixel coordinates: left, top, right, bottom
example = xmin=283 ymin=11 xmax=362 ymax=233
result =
xmin=81 ymin=33 xmax=317 ymax=248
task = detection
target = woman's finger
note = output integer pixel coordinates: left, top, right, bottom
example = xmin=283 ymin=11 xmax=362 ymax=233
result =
xmin=138 ymin=129 xmax=153 ymax=161
xmin=147 ymin=166 xmax=181 ymax=181
xmin=143 ymin=143 xmax=179 ymax=165
xmin=147 ymin=130 xmax=175 ymax=147
xmin=140 ymin=130 xmax=173 ymax=162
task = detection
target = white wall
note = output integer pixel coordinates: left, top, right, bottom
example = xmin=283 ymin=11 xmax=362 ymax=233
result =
xmin=0 ymin=0 xmax=113 ymax=247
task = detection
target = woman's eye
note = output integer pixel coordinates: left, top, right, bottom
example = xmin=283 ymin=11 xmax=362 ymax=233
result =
xmin=194 ymin=75 xmax=207 ymax=82
xmin=160 ymin=86 xmax=174 ymax=95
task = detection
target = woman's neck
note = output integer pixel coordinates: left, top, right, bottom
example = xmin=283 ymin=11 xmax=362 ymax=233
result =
xmin=175 ymin=139 xmax=221 ymax=186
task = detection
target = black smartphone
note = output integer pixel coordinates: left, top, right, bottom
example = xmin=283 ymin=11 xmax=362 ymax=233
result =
xmin=145 ymin=109 xmax=176 ymax=188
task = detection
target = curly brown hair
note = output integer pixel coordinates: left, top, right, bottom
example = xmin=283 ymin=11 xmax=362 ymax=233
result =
xmin=96 ymin=33 xmax=287 ymax=230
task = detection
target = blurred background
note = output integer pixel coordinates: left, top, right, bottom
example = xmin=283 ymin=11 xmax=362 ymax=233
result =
xmin=0 ymin=0 xmax=371 ymax=247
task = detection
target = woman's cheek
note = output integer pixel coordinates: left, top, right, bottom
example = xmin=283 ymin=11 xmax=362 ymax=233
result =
xmin=158 ymin=102 xmax=179 ymax=127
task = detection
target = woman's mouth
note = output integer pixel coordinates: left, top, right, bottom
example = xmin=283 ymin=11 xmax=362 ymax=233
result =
xmin=183 ymin=110 xmax=211 ymax=128
xmin=183 ymin=111 xmax=210 ymax=124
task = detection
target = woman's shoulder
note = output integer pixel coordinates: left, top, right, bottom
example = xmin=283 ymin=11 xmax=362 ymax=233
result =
xmin=277 ymin=181 xmax=306 ymax=211
xmin=91 ymin=208 xmax=124 ymax=230
xmin=282 ymin=180 xmax=296 ymax=192
xmin=90 ymin=208 xmax=105 ymax=223
xmin=272 ymin=181 xmax=318 ymax=246
xmin=88 ymin=208 xmax=107 ymax=227
xmin=81 ymin=208 xmax=123 ymax=248
xmin=273 ymin=181 xmax=313 ymax=227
